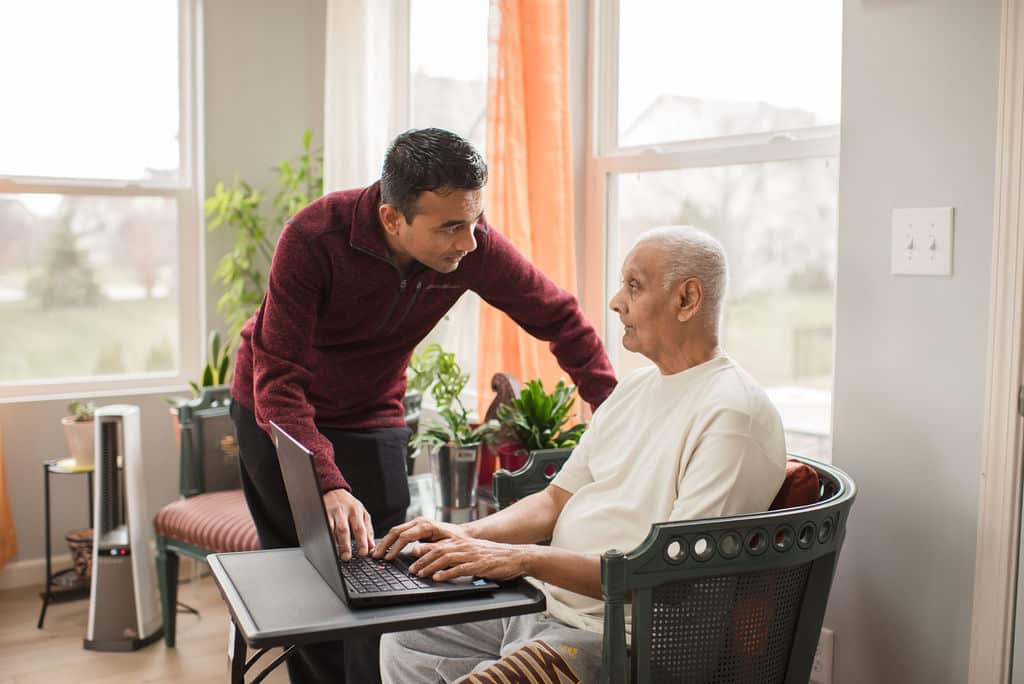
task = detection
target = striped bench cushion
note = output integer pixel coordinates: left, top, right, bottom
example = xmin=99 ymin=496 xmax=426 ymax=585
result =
xmin=153 ymin=489 xmax=259 ymax=553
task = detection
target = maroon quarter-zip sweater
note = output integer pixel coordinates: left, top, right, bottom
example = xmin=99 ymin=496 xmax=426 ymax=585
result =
xmin=231 ymin=182 xmax=617 ymax=493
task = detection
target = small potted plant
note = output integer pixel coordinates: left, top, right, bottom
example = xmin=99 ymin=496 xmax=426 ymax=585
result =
xmin=408 ymin=344 xmax=498 ymax=509
xmin=167 ymin=330 xmax=232 ymax=444
xmin=61 ymin=400 xmax=96 ymax=467
xmin=495 ymin=379 xmax=587 ymax=472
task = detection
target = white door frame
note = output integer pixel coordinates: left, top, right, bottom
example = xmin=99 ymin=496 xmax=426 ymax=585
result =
xmin=969 ymin=1 xmax=1024 ymax=681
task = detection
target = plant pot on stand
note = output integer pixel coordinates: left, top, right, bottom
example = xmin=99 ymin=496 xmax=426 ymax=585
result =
xmin=60 ymin=416 xmax=95 ymax=467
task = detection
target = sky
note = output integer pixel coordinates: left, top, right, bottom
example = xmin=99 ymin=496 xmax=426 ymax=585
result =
xmin=0 ymin=0 xmax=180 ymax=185
xmin=410 ymin=0 xmax=841 ymax=134
xmin=1 ymin=0 xmax=840 ymax=200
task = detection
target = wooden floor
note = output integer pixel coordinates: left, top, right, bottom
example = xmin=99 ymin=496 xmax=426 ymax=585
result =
xmin=0 ymin=574 xmax=289 ymax=684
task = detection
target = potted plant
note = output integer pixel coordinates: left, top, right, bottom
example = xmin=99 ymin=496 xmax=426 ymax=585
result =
xmin=408 ymin=344 xmax=498 ymax=509
xmin=495 ymin=379 xmax=587 ymax=472
xmin=205 ymin=129 xmax=324 ymax=341
xmin=61 ymin=400 xmax=96 ymax=467
xmin=167 ymin=330 xmax=232 ymax=445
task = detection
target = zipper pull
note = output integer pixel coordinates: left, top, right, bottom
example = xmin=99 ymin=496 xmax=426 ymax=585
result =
xmin=400 ymin=279 xmax=407 ymax=291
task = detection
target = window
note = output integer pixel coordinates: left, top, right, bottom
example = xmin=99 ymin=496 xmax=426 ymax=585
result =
xmin=409 ymin=0 xmax=490 ymax=150
xmin=587 ymin=0 xmax=842 ymax=459
xmin=407 ymin=0 xmax=490 ymax=406
xmin=0 ymin=1 xmax=200 ymax=397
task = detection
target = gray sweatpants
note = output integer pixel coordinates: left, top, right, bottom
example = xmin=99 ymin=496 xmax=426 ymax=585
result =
xmin=379 ymin=613 xmax=602 ymax=683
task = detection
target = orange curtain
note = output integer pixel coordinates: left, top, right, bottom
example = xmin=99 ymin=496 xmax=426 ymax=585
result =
xmin=0 ymin=425 xmax=17 ymax=568
xmin=477 ymin=0 xmax=576 ymax=412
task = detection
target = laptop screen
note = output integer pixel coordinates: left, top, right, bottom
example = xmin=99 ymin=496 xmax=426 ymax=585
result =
xmin=270 ymin=422 xmax=349 ymax=601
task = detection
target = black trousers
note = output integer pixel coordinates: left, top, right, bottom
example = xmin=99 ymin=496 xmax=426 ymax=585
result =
xmin=230 ymin=401 xmax=411 ymax=684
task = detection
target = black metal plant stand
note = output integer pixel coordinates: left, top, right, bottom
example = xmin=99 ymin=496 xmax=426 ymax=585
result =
xmin=37 ymin=459 xmax=94 ymax=629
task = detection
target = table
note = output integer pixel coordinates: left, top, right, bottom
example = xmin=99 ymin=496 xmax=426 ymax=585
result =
xmin=37 ymin=458 xmax=94 ymax=629
xmin=209 ymin=548 xmax=545 ymax=683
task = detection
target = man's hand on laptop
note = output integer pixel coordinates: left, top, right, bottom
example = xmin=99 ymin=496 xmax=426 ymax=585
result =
xmin=323 ymin=488 xmax=374 ymax=560
xmin=371 ymin=517 xmax=468 ymax=562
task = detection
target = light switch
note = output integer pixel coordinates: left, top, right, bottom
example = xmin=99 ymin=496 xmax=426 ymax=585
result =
xmin=891 ymin=207 xmax=954 ymax=276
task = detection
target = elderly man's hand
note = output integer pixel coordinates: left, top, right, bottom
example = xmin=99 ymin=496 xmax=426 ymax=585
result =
xmin=407 ymin=537 xmax=534 ymax=583
xmin=371 ymin=516 xmax=468 ymax=561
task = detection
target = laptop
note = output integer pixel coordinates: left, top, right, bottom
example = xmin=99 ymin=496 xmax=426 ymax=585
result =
xmin=270 ymin=421 xmax=500 ymax=608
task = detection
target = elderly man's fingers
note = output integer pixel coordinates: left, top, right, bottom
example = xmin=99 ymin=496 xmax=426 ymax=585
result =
xmin=410 ymin=545 xmax=475 ymax=578
xmin=381 ymin=520 xmax=441 ymax=560
xmin=432 ymin=562 xmax=479 ymax=582
xmin=371 ymin=520 xmax=412 ymax=558
xmin=373 ymin=518 xmax=433 ymax=558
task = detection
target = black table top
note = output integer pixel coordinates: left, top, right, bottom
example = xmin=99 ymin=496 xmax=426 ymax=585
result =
xmin=209 ymin=548 xmax=546 ymax=649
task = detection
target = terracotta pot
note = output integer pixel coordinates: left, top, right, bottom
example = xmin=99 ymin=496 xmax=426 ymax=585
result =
xmin=497 ymin=442 xmax=529 ymax=474
xmin=477 ymin=441 xmax=500 ymax=489
xmin=60 ymin=416 xmax=95 ymax=467
xmin=169 ymin=405 xmax=181 ymax=449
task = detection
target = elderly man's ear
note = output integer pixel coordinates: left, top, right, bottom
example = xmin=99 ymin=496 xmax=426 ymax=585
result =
xmin=675 ymin=278 xmax=704 ymax=323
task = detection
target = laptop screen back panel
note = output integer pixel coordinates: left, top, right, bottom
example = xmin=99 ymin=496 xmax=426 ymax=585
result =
xmin=271 ymin=422 xmax=349 ymax=602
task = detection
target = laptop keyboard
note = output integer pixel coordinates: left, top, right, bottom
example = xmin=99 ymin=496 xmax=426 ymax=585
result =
xmin=341 ymin=555 xmax=432 ymax=595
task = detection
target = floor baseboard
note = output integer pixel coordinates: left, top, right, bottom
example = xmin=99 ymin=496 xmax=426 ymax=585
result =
xmin=0 ymin=551 xmax=207 ymax=591
xmin=0 ymin=553 xmax=71 ymax=591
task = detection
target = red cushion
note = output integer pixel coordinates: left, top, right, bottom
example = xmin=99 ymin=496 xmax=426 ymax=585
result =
xmin=769 ymin=458 xmax=820 ymax=510
xmin=153 ymin=489 xmax=259 ymax=553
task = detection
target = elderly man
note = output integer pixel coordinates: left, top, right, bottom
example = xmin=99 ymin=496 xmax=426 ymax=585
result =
xmin=375 ymin=226 xmax=786 ymax=683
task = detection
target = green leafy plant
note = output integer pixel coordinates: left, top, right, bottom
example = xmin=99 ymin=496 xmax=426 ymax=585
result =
xmin=497 ymin=379 xmax=587 ymax=451
xmin=190 ymin=330 xmax=231 ymax=397
xmin=27 ymin=210 xmax=104 ymax=310
xmin=166 ymin=330 xmax=231 ymax=406
xmin=206 ymin=128 xmax=324 ymax=340
xmin=408 ymin=343 xmax=498 ymax=449
xmin=67 ymin=400 xmax=96 ymax=422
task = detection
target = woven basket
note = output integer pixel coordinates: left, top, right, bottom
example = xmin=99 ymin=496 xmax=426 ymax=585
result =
xmin=65 ymin=528 xmax=93 ymax=580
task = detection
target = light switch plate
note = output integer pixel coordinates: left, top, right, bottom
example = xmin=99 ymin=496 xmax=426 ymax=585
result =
xmin=891 ymin=207 xmax=954 ymax=276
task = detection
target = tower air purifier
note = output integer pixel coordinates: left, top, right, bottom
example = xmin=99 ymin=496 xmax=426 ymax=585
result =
xmin=84 ymin=405 xmax=162 ymax=650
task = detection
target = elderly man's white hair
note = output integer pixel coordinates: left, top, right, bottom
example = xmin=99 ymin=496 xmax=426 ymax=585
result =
xmin=634 ymin=226 xmax=729 ymax=330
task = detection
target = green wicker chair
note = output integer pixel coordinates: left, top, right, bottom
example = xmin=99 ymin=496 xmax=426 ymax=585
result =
xmin=492 ymin=447 xmax=574 ymax=509
xmin=153 ymin=386 xmax=258 ymax=647
xmin=600 ymin=455 xmax=856 ymax=683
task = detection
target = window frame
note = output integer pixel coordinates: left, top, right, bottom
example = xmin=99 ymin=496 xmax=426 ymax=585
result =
xmin=581 ymin=0 xmax=841 ymax=347
xmin=0 ymin=0 xmax=203 ymax=400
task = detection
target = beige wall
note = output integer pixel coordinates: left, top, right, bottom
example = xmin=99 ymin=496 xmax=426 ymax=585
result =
xmin=829 ymin=2 xmax=1000 ymax=682
xmin=0 ymin=0 xmax=326 ymax=566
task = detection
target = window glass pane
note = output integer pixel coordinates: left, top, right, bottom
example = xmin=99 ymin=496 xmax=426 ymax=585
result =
xmin=409 ymin=0 xmax=489 ymax=150
xmin=608 ymin=158 xmax=837 ymax=458
xmin=409 ymin=0 xmax=489 ymax=407
xmin=617 ymin=0 xmax=841 ymax=147
xmin=0 ymin=194 xmax=180 ymax=383
xmin=0 ymin=1 xmax=180 ymax=180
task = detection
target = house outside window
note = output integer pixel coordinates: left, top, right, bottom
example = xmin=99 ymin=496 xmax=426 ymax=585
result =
xmin=586 ymin=0 xmax=842 ymax=459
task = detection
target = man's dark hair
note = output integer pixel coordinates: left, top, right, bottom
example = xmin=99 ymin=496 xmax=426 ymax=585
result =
xmin=381 ymin=128 xmax=488 ymax=221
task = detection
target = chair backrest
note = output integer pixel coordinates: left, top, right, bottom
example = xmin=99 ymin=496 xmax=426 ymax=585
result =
xmin=492 ymin=447 xmax=574 ymax=509
xmin=176 ymin=385 xmax=238 ymax=497
xmin=600 ymin=455 xmax=856 ymax=684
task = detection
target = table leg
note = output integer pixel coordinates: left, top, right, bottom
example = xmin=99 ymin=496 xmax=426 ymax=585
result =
xmin=37 ymin=464 xmax=51 ymax=629
xmin=87 ymin=471 xmax=93 ymax=526
xmin=229 ymin=620 xmax=246 ymax=684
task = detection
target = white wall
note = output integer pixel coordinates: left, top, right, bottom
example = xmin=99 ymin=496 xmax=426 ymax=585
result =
xmin=0 ymin=0 xmax=325 ymax=569
xmin=829 ymin=2 xmax=1000 ymax=682
xmin=203 ymin=0 xmax=326 ymax=336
